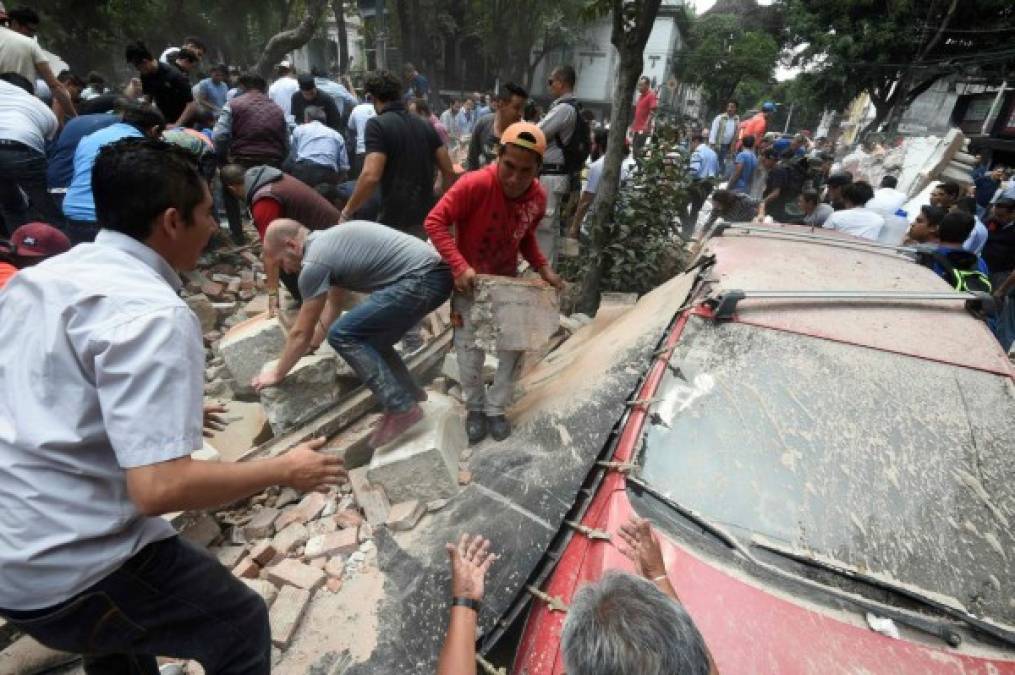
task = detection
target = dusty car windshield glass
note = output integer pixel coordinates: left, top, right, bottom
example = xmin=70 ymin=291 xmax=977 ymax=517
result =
xmin=638 ymin=315 xmax=1015 ymax=626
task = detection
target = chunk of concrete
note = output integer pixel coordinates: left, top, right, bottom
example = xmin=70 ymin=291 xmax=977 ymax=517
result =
xmin=192 ymin=442 xmax=221 ymax=462
xmin=272 ymin=522 xmax=310 ymax=554
xmin=267 ymin=558 xmax=326 ymax=592
xmin=347 ymin=468 xmax=390 ymax=525
xmin=467 ymin=275 xmax=560 ymax=353
xmin=177 ymin=512 xmax=221 ymax=547
xmin=244 ymin=507 xmax=281 ymax=540
xmin=206 ymin=401 xmax=272 ymax=462
xmin=269 ymin=585 xmax=311 ymax=649
xmin=220 ymin=316 xmax=287 ymax=396
xmin=249 ymin=541 xmax=278 ymax=566
xmin=366 ymin=395 xmax=465 ymax=503
xmin=186 ymin=294 xmax=218 ymax=333
xmin=258 ymin=354 xmax=342 ymax=434
xmin=304 ymin=529 xmax=359 ymax=559
xmin=213 ymin=545 xmax=246 ymax=569
xmin=274 ymin=492 xmax=328 ymax=530
xmin=386 ymin=500 xmax=425 ymax=531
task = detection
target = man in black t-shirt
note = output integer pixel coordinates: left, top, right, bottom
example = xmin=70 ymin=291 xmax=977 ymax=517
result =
xmin=339 ymin=70 xmax=456 ymax=240
xmin=125 ymin=41 xmax=196 ymax=127
xmin=291 ymin=75 xmax=343 ymax=131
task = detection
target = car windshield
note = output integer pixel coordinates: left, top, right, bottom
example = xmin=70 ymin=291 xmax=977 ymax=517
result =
xmin=638 ymin=315 xmax=1015 ymax=627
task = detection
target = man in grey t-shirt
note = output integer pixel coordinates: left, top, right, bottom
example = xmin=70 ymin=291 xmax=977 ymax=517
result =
xmin=254 ymin=219 xmax=453 ymax=447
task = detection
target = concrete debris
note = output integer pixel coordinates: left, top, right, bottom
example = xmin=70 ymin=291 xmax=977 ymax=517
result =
xmin=244 ymin=507 xmax=280 ymax=540
xmin=366 ymin=394 xmax=466 ymax=504
xmin=219 ymin=316 xmax=288 ymax=397
xmin=259 ymin=354 xmax=343 ymax=434
xmin=321 ymin=412 xmax=382 ymax=469
xmin=177 ymin=512 xmax=221 ymax=547
xmin=324 ymin=556 xmax=346 ymax=578
xmin=272 ymin=522 xmax=311 ymax=554
xmin=334 ymin=508 xmax=364 ymax=530
xmin=186 ymin=294 xmax=219 ymax=333
xmin=206 ymin=401 xmax=272 ymax=462
xmin=213 ymin=545 xmax=246 ymax=569
xmin=267 ymin=558 xmax=326 ymax=592
xmin=306 ymin=517 xmax=338 ymax=538
xmin=233 ymin=556 xmax=260 ymax=579
xmin=275 ymin=487 xmax=300 ymax=508
xmin=458 ymin=469 xmax=473 ymax=486
xmin=325 ymin=577 xmax=344 ymax=594
xmin=192 ymin=442 xmax=222 ymax=462
xmin=275 ymin=492 xmax=329 ymax=530
xmin=386 ymin=500 xmax=425 ymax=531
xmin=348 ymin=467 xmax=391 ymax=525
xmin=269 ymin=585 xmax=312 ymax=649
xmin=304 ymin=529 xmax=359 ymax=559
xmin=468 ymin=275 xmax=560 ymax=352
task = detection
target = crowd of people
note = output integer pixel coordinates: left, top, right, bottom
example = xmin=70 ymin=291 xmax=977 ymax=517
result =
xmin=687 ymin=99 xmax=1015 ymax=350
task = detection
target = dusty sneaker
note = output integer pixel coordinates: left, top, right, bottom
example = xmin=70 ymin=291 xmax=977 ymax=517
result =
xmin=466 ymin=410 xmax=488 ymax=445
xmin=369 ymin=404 xmax=424 ymax=447
xmin=488 ymin=414 xmax=511 ymax=441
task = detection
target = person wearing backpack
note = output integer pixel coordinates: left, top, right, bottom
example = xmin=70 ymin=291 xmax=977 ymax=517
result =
xmin=538 ymin=65 xmax=590 ymax=265
xmin=912 ymin=210 xmax=992 ymax=293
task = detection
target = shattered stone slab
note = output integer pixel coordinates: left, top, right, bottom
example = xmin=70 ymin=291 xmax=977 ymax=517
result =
xmin=366 ymin=395 xmax=465 ymax=504
xmin=386 ymin=500 xmax=425 ymax=531
xmin=467 ymin=275 xmax=559 ymax=353
xmin=348 ymin=468 xmax=391 ymax=525
xmin=259 ymin=354 xmax=342 ymax=435
xmin=220 ymin=316 xmax=287 ymax=396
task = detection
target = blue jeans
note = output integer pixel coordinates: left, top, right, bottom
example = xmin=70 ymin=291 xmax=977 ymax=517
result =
xmin=328 ymin=264 xmax=452 ymax=413
xmin=0 ymin=536 xmax=270 ymax=675
xmin=0 ymin=142 xmax=65 ymax=234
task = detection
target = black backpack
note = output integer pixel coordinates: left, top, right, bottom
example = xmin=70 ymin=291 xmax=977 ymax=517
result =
xmin=920 ymin=249 xmax=992 ymax=294
xmin=556 ymin=100 xmax=591 ymax=175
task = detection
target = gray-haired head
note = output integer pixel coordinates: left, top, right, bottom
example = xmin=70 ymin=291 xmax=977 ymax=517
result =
xmin=304 ymin=105 xmax=327 ymax=124
xmin=561 ymin=570 xmax=711 ymax=675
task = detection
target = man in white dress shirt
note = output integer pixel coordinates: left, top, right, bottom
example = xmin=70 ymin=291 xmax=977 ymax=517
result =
xmin=0 ymin=137 xmax=344 ymax=674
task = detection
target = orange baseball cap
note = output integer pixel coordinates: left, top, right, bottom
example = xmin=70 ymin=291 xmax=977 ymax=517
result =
xmin=500 ymin=122 xmax=546 ymax=158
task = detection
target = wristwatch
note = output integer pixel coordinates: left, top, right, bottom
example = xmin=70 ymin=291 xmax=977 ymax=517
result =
xmin=452 ymin=596 xmax=481 ymax=612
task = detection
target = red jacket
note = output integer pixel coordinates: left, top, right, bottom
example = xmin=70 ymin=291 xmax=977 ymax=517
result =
xmin=424 ymin=163 xmax=548 ymax=278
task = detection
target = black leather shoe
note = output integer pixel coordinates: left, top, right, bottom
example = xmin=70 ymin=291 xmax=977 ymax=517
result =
xmin=466 ymin=411 xmax=488 ymax=445
xmin=487 ymin=415 xmax=511 ymax=441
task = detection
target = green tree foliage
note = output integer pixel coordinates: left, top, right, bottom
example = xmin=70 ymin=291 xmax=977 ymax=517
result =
xmin=563 ymin=118 xmax=690 ymax=297
xmin=674 ymin=13 xmax=780 ymax=117
xmin=784 ymin=0 xmax=1015 ymax=137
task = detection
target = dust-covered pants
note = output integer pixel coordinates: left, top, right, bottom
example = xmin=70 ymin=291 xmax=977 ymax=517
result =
xmin=537 ymin=173 xmax=570 ymax=267
xmin=452 ymin=293 xmax=523 ymax=416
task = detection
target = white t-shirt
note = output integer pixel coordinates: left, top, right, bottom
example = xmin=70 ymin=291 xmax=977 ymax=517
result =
xmin=268 ymin=76 xmax=299 ymax=116
xmin=0 ymin=80 xmax=58 ymax=153
xmin=824 ymin=207 xmax=884 ymax=241
xmin=866 ymin=187 xmax=907 ymax=215
xmin=583 ymin=155 xmax=636 ymax=195
xmin=347 ymin=102 xmax=377 ymax=155
xmin=0 ymin=26 xmax=47 ymax=81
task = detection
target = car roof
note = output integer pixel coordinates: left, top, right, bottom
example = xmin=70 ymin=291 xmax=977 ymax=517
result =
xmin=703 ymin=224 xmax=1013 ymax=377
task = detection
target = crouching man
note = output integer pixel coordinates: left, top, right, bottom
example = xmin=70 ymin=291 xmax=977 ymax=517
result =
xmin=0 ymin=138 xmax=344 ymax=674
xmin=424 ymin=122 xmax=563 ymax=444
xmin=252 ymin=218 xmax=453 ymax=447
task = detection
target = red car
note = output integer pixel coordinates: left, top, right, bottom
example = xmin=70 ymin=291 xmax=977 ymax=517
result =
xmin=514 ymin=224 xmax=1015 ymax=674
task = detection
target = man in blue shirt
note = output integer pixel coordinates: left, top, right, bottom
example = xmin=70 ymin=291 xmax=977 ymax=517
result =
xmin=62 ymin=103 xmax=164 ymax=243
xmin=195 ymin=64 xmax=229 ymax=116
xmin=684 ymin=133 xmax=719 ymax=237
xmin=46 ymin=113 xmax=119 ymax=191
xmin=912 ymin=210 xmax=991 ymax=291
xmin=727 ymin=135 xmax=757 ymax=194
xmin=286 ymin=105 xmax=350 ymax=198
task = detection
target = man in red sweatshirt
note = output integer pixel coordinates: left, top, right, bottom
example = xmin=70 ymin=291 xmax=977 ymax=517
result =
xmin=425 ymin=122 xmax=563 ymax=444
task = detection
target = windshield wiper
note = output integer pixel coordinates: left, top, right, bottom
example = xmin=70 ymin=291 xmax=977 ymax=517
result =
xmin=752 ymin=539 xmax=1015 ymax=649
xmin=629 ymin=475 xmax=1015 ymax=649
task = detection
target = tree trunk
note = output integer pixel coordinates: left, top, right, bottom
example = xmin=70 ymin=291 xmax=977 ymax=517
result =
xmin=332 ymin=0 xmax=350 ymax=73
xmin=859 ymin=96 xmax=893 ymax=140
xmin=578 ymin=0 xmax=663 ymax=314
xmin=255 ymin=0 xmax=330 ymax=78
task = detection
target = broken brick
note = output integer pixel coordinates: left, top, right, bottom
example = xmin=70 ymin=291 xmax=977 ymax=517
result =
xmin=274 ymin=492 xmax=328 ymax=531
xmin=272 ymin=522 xmax=310 ymax=554
xmin=242 ymin=578 xmax=279 ymax=608
xmin=178 ymin=512 xmax=221 ymax=548
xmin=385 ymin=500 xmax=425 ymax=532
xmin=326 ymin=577 xmax=343 ymax=593
xmin=458 ymin=470 xmax=473 ymax=485
xmin=267 ymin=558 xmax=326 ymax=592
xmin=269 ymin=585 xmax=311 ymax=649
xmin=249 ymin=541 xmax=277 ymax=566
xmin=324 ymin=557 xmax=345 ymax=578
xmin=201 ymin=280 xmax=225 ymax=299
xmin=348 ymin=468 xmax=390 ymax=525
xmin=304 ymin=529 xmax=358 ymax=560
xmin=233 ymin=556 xmax=260 ymax=579
xmin=306 ymin=518 xmax=338 ymax=538
xmin=333 ymin=508 xmax=364 ymax=530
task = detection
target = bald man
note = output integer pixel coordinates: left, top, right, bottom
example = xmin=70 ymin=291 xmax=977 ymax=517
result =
xmin=251 ymin=219 xmax=452 ymax=447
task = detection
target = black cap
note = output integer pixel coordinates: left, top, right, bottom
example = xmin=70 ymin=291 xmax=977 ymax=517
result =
xmin=297 ymin=74 xmax=315 ymax=91
xmin=826 ymin=173 xmax=852 ymax=187
xmin=995 ymin=197 xmax=1015 ymax=209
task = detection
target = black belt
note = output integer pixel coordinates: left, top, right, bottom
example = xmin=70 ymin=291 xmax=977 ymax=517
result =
xmin=541 ymin=164 xmax=568 ymax=176
xmin=0 ymin=139 xmax=31 ymax=149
